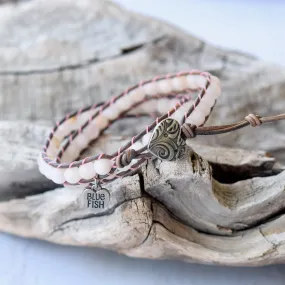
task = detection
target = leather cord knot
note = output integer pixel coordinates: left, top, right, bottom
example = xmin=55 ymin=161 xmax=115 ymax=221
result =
xmin=181 ymin=123 xmax=197 ymax=139
xmin=245 ymin=114 xmax=262 ymax=127
xmin=116 ymin=149 xmax=137 ymax=168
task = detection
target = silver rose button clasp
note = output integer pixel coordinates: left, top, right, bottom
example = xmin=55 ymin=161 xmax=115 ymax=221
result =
xmin=148 ymin=118 xmax=186 ymax=161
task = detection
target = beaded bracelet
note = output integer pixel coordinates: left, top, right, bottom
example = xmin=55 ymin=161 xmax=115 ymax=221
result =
xmin=38 ymin=70 xmax=285 ymax=194
xmin=38 ymin=70 xmax=218 ymax=186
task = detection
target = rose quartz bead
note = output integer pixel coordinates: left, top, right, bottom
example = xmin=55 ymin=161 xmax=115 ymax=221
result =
xmin=185 ymin=75 xmax=204 ymax=90
xmin=195 ymin=75 xmax=207 ymax=88
xmin=157 ymin=99 xmax=171 ymax=114
xmin=143 ymin=82 xmax=158 ymax=95
xmin=79 ymin=162 xmax=96 ymax=180
xmin=202 ymin=91 xmax=216 ymax=106
xmin=131 ymin=141 xmax=143 ymax=151
xmin=55 ymin=125 xmax=68 ymax=140
xmin=74 ymin=134 xmax=89 ymax=149
xmin=158 ymin=79 xmax=172 ymax=94
xmin=140 ymin=101 xmax=155 ymax=113
xmin=51 ymin=168 xmax=66 ymax=184
xmin=171 ymin=77 xmax=187 ymax=91
xmin=187 ymin=110 xmax=205 ymax=126
xmin=115 ymin=97 xmax=132 ymax=111
xmin=129 ymin=89 xmax=145 ymax=103
xmin=185 ymin=75 xmax=197 ymax=89
xmin=46 ymin=141 xmax=59 ymax=157
xmin=46 ymin=148 xmax=57 ymax=158
xmin=78 ymin=111 xmax=93 ymax=125
xmin=95 ymin=115 xmax=109 ymax=130
xmin=84 ymin=122 xmax=99 ymax=140
xmin=102 ymin=106 xmax=120 ymax=121
xmin=41 ymin=162 xmax=55 ymax=179
xmin=61 ymin=144 xmax=80 ymax=163
xmin=208 ymin=77 xmax=221 ymax=99
xmin=171 ymin=111 xmax=182 ymax=121
xmin=64 ymin=167 xmax=81 ymax=184
xmin=94 ymin=159 xmax=113 ymax=175
xmin=196 ymin=99 xmax=212 ymax=116
xmin=142 ymin=132 xmax=152 ymax=146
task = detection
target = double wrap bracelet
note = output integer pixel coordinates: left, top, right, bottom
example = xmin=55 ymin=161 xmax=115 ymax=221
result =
xmin=38 ymin=70 xmax=285 ymax=196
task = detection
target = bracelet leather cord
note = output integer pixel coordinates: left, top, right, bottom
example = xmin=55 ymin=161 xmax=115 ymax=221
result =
xmin=38 ymin=70 xmax=285 ymax=204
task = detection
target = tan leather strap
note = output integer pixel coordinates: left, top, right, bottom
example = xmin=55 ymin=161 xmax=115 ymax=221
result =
xmin=182 ymin=113 xmax=285 ymax=138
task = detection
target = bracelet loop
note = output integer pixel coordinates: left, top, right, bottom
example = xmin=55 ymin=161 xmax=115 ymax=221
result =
xmin=38 ymin=70 xmax=221 ymax=186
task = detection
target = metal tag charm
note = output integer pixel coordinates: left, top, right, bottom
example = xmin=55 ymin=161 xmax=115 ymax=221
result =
xmin=82 ymin=183 xmax=110 ymax=211
xmin=148 ymin=118 xmax=186 ymax=161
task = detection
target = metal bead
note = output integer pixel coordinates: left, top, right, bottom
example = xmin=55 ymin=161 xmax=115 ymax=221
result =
xmin=116 ymin=149 xmax=137 ymax=168
xmin=181 ymin=123 xmax=197 ymax=139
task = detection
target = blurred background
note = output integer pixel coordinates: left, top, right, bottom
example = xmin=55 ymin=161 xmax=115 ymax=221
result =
xmin=115 ymin=0 xmax=285 ymax=65
xmin=1 ymin=0 xmax=285 ymax=284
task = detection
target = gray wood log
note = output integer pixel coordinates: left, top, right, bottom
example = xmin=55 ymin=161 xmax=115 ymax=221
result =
xmin=1 ymin=0 xmax=285 ymax=266
xmin=1 ymin=121 xmax=285 ymax=266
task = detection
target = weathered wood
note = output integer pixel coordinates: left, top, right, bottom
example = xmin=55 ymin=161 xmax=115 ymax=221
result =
xmin=1 ymin=0 xmax=285 ymax=267
xmin=1 ymin=0 xmax=285 ymax=159
xmin=1 ymin=121 xmax=285 ymax=266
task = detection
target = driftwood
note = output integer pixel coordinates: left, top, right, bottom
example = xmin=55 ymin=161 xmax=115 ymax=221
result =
xmin=1 ymin=0 xmax=285 ymax=266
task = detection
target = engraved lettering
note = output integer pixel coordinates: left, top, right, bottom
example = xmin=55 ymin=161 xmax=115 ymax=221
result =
xmin=83 ymin=188 xmax=110 ymax=210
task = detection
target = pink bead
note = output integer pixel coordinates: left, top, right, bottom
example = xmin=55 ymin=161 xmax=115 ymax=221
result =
xmin=158 ymin=79 xmax=172 ymax=93
xmin=157 ymin=99 xmax=171 ymax=114
xmin=46 ymin=143 xmax=58 ymax=157
xmin=208 ymin=77 xmax=221 ymax=99
xmin=187 ymin=110 xmax=205 ymax=126
xmin=186 ymin=75 xmax=203 ymax=90
xmin=61 ymin=144 xmax=80 ymax=163
xmin=74 ymin=134 xmax=89 ymax=149
xmin=52 ymin=169 xmax=66 ymax=184
xmin=84 ymin=123 xmax=99 ymax=140
xmin=171 ymin=77 xmax=187 ymax=91
xmin=129 ymin=89 xmax=145 ymax=103
xmin=142 ymin=132 xmax=152 ymax=146
xmin=79 ymin=162 xmax=96 ymax=180
xmin=64 ymin=168 xmax=81 ymax=184
xmin=196 ymin=99 xmax=213 ymax=116
xmin=131 ymin=142 xmax=143 ymax=151
xmin=95 ymin=115 xmax=109 ymax=129
xmin=143 ymin=82 xmax=158 ymax=95
xmin=56 ymin=125 xmax=68 ymax=139
xmin=102 ymin=106 xmax=120 ymax=120
xmin=94 ymin=159 xmax=113 ymax=175
xmin=42 ymin=162 xmax=55 ymax=179
xmin=116 ymin=97 xmax=132 ymax=111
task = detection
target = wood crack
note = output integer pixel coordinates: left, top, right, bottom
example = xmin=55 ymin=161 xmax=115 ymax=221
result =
xmin=0 ymin=35 xmax=166 ymax=76
xmin=49 ymin=196 xmax=148 ymax=236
